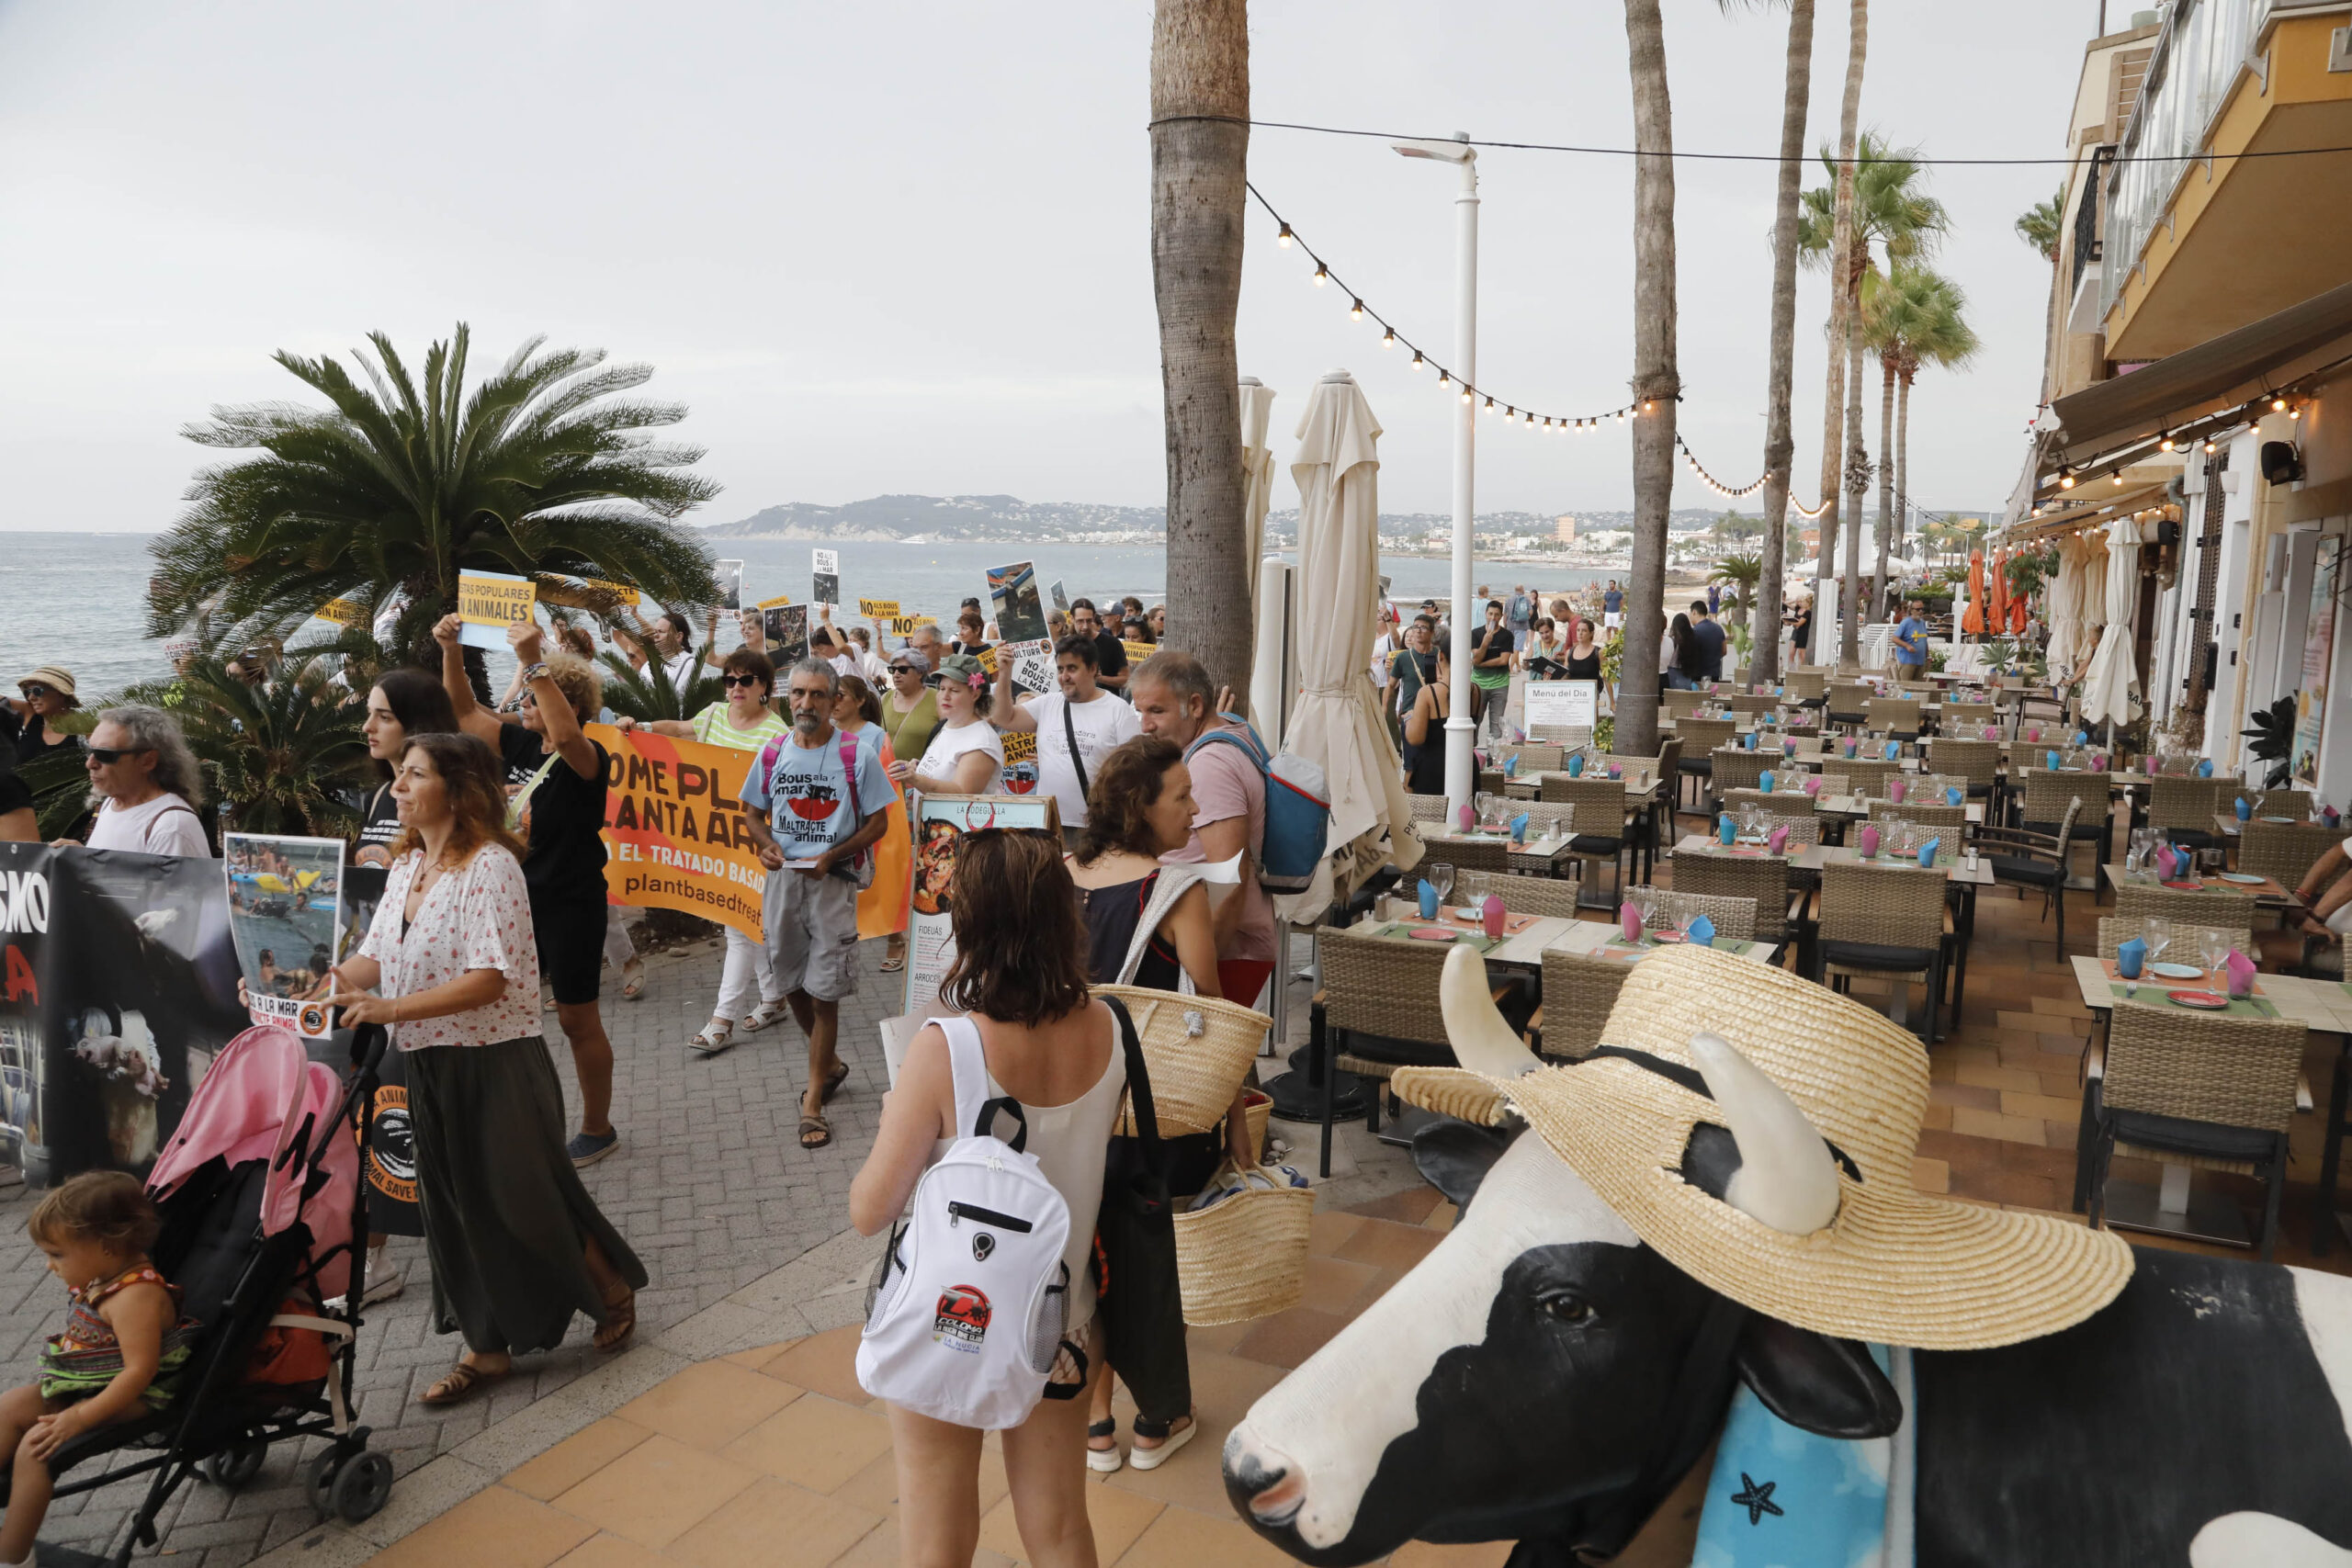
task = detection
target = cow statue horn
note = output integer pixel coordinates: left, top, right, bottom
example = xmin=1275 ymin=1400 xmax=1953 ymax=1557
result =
xmin=1439 ymin=943 xmax=1544 ymax=1079
xmin=1689 ymin=1032 xmax=1840 ymax=1235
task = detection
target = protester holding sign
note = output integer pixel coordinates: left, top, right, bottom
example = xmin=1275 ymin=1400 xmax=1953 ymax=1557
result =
xmin=436 ymin=615 xmax=623 ymax=1168
xmin=990 ymin=634 xmax=1139 ymax=846
xmin=888 ymin=655 xmax=1001 ymax=798
xmin=739 ymin=659 xmax=897 ymax=1152
xmin=334 ymin=731 xmax=644 ymax=1404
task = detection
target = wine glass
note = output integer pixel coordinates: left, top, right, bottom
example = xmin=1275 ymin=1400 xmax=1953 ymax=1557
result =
xmin=1473 ymin=791 xmax=1495 ymax=830
xmin=2145 ymin=923 xmax=2174 ymax=975
xmin=1427 ymin=863 xmax=1455 ymax=912
xmin=2199 ymin=927 xmax=2232 ymax=990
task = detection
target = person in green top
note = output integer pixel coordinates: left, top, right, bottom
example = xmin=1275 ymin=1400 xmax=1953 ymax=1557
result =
xmin=876 ymin=647 xmax=940 ymax=974
xmin=1470 ymin=598 xmax=1515 ymax=740
xmin=616 ymin=648 xmax=790 ymax=1054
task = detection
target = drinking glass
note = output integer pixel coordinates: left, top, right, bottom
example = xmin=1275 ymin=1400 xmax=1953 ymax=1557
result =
xmin=2145 ymin=925 xmax=2174 ymax=973
xmin=1428 ymin=863 xmax=1456 ymax=909
xmin=2200 ymin=928 xmax=2232 ymax=988
xmin=1631 ymin=886 xmax=1657 ymax=935
xmin=1474 ymin=792 xmax=1496 ymax=830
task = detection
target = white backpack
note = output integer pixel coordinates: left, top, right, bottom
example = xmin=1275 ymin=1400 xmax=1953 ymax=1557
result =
xmin=855 ymin=1016 xmax=1088 ymax=1429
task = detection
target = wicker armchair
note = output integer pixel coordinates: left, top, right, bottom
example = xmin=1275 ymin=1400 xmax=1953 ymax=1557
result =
xmin=1455 ymin=869 xmax=1583 ymax=919
xmin=1509 ymin=742 xmax=1565 ymax=774
xmin=2095 ymin=916 xmax=2255 ymax=963
xmin=1707 ymin=749 xmax=1766 ymax=815
xmin=2086 ymin=1006 xmax=2305 ymax=1260
xmin=1973 ymin=797 xmax=2083 ymax=955
xmin=1535 ymin=951 xmax=1631 ymax=1061
xmin=1407 ymin=793 xmax=1449 ymax=824
xmin=1825 ymin=682 xmax=1872 ymax=729
xmin=2114 ymin=882 xmax=2259 ymax=928
xmin=1661 ymin=689 xmax=1706 ymax=719
xmin=1627 ymin=885 xmax=1758 ymax=941
xmin=2147 ymin=775 xmax=2229 ymax=853
xmin=2239 ymin=819 xmax=2338 ymax=892
xmin=1785 ymin=669 xmax=1829 ymax=708
xmin=2014 ymin=769 xmax=2108 ymax=886
xmin=2255 ymin=787 xmax=2315 ymax=818
xmin=1541 ymin=775 xmax=1635 ymax=906
xmin=1868 ymin=799 xmax=1967 ymax=832
xmin=1927 ymin=737 xmax=2001 ymax=804
xmin=1865 ymin=696 xmax=1924 ymax=741
xmin=1836 ymin=758 xmax=1905 ymax=797
xmin=1676 ymin=720 xmax=1736 ymax=805
xmin=1669 ymin=851 xmax=1792 ymax=943
xmin=1811 ymin=861 xmax=1952 ymax=1041
xmin=1421 ymin=839 xmax=1510 ymax=877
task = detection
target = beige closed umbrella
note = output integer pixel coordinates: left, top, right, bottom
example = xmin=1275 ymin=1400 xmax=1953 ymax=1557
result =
xmin=2079 ymin=517 xmax=2143 ymax=728
xmin=1240 ymin=377 xmax=1279 ymax=617
xmin=1274 ymin=370 xmax=1420 ymax=923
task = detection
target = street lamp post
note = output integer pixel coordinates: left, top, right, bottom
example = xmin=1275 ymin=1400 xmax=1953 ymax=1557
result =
xmin=1395 ymin=133 xmax=1479 ymax=814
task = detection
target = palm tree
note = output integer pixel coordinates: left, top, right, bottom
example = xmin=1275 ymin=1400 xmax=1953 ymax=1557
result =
xmin=1711 ymin=551 xmax=1765 ymax=639
xmin=1889 ymin=269 xmax=1979 ymax=574
xmin=598 ymin=652 xmax=725 ymax=723
xmin=147 ymin=326 xmax=719 ymax=660
xmin=1150 ymin=0 xmax=1252 ymax=696
xmin=1801 ymin=129 xmax=1947 ymax=658
xmin=1619 ymin=0 xmax=1680 ymax=760
xmin=2015 ymin=186 xmax=2065 ymax=260
xmin=1812 ymin=0 xmax=1868 ymax=665
xmin=124 ymin=649 xmax=373 ymax=836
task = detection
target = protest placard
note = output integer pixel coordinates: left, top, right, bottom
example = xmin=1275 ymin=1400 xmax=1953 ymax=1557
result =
xmin=316 ymin=598 xmax=366 ymax=627
xmin=1049 ymin=579 xmax=1069 ymax=615
xmin=579 ymin=577 xmax=641 ymax=608
xmin=812 ymin=548 xmax=840 ymax=605
xmin=999 ymin=729 xmax=1039 ymax=795
xmin=223 ymin=834 xmax=344 ymax=1040
xmin=458 ymin=570 xmax=536 ymax=649
xmin=999 ymin=637 xmax=1053 ymax=696
xmin=756 ymin=592 xmax=794 ymax=610
xmin=1521 ymin=681 xmax=1600 ymax=732
xmin=905 ymin=794 xmax=1058 ymax=1013
xmin=986 ymin=560 xmax=1047 ymax=643
xmin=976 ymin=646 xmax=999 ymax=677
xmin=882 ymin=615 xmax=921 ymax=638
xmin=713 ymin=559 xmax=743 ymax=611
xmin=859 ymin=597 xmax=900 ymax=620
xmin=763 ymin=604 xmax=810 ymax=664
xmin=1123 ymin=639 xmax=1157 ymax=669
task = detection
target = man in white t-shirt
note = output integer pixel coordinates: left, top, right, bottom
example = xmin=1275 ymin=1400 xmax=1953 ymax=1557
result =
xmin=992 ymin=633 xmax=1140 ymax=840
xmin=64 ymin=705 xmax=210 ymax=857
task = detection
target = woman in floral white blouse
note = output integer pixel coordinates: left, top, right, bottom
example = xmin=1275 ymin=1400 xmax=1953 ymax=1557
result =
xmin=326 ymin=732 xmax=645 ymax=1405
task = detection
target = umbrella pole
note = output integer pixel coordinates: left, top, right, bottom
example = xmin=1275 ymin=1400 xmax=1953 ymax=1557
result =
xmin=1442 ymin=146 xmax=1481 ymax=816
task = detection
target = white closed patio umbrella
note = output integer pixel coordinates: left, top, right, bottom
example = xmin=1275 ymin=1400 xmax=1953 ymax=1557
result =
xmin=1240 ymin=378 xmax=1279 ymax=616
xmin=2078 ymin=517 xmax=2143 ymax=728
xmin=2044 ymin=534 xmax=2086 ymax=686
xmin=1274 ymin=369 xmax=1421 ymax=922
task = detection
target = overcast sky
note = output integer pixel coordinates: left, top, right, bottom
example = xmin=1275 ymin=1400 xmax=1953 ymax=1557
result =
xmin=0 ymin=0 xmax=2093 ymax=534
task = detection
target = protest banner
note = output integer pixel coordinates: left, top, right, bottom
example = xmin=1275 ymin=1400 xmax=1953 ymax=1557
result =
xmin=222 ymin=834 xmax=343 ymax=1040
xmin=580 ymin=577 xmax=641 ymax=608
xmin=714 ymin=559 xmax=744 ymax=612
xmin=590 ymin=725 xmax=768 ymax=942
xmin=812 ymin=547 xmax=840 ymax=606
xmin=1521 ymin=680 xmax=1600 ymax=732
xmin=316 ymin=597 xmax=367 ymax=627
xmin=0 ymin=843 xmax=246 ymax=1189
xmin=458 ymin=570 xmax=536 ymax=649
xmin=999 ymin=729 xmax=1039 ymax=795
xmin=859 ymin=597 xmax=900 ymax=620
xmin=976 ymin=646 xmax=999 ymax=677
xmin=999 ymin=637 xmax=1053 ymax=697
xmin=913 ymin=614 xmax=938 ymax=627
xmin=986 ymin=560 xmax=1047 ymax=643
xmin=763 ymin=604 xmax=810 ymax=664
xmin=904 ymin=794 xmax=1057 ymax=1013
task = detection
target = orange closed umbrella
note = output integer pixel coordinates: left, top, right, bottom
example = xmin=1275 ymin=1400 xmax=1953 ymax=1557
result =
xmin=1988 ymin=548 xmax=2013 ymax=632
xmin=1962 ymin=551 xmax=1987 ymax=635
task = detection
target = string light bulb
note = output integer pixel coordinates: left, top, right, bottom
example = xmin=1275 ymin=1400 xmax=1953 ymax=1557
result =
xmin=1382 ymin=327 xmax=1396 ymax=349
xmin=2158 ymin=433 xmax=2175 ymax=452
xmin=1484 ymin=396 xmax=1496 ymax=414
xmin=2290 ymin=405 xmax=2303 ymax=420
xmin=2273 ymin=396 xmax=2289 ymax=412
xmin=2058 ymin=468 xmax=2075 ymax=490
xmin=1645 ymin=400 xmax=1656 ymax=413
xmin=2203 ymin=436 xmax=2218 ymax=454
xmin=1437 ymin=369 xmax=1450 ymax=386
xmin=1524 ymin=411 xmax=1535 ymax=425
xmin=1312 ymin=262 xmax=1328 ymax=286
xmin=1409 ymin=351 xmax=1424 ymax=372
xmin=1349 ymin=298 xmax=1363 ymax=321
xmin=1461 ymin=388 xmax=1473 ymax=404
xmin=1277 ymin=221 xmax=1294 ymax=248
xmin=1617 ymin=410 xmax=1627 ymax=423
xmin=2113 ymin=472 xmax=2125 ymax=487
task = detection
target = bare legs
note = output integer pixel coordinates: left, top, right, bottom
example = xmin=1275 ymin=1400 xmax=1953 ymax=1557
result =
xmin=888 ymin=1348 xmax=1102 ymax=1568
xmin=0 ymin=1383 xmax=49 ymax=1566
xmin=789 ymin=991 xmax=840 ymax=1143
xmin=554 ymin=1000 xmax=615 ymax=1138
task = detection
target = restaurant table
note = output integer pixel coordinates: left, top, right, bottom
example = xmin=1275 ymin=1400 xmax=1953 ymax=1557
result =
xmin=1349 ymin=907 xmax=1578 ymax=971
xmin=1493 ymin=776 xmax=1668 ymax=886
xmin=2098 ymin=862 xmax=2299 ymax=911
xmin=1543 ymin=917 xmax=1782 ymax=968
xmin=1816 ymin=795 xmax=1984 ymax=825
xmin=1420 ymin=827 xmax=1619 ymax=903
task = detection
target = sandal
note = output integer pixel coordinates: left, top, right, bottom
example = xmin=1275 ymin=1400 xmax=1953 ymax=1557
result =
xmin=798 ymin=1111 xmax=832 ymax=1150
xmin=1129 ymin=1413 xmax=1198 ymax=1472
xmin=619 ymin=958 xmax=646 ymax=1000
xmin=594 ymin=1286 xmax=637 ymax=1352
xmin=688 ymin=1023 xmax=735 ymax=1055
xmin=820 ymin=1060 xmax=851 ymax=1104
xmin=1086 ymin=1418 xmax=1124 ymax=1474
xmin=419 ymin=1358 xmax=510 ymax=1405
xmin=741 ymin=1000 xmax=787 ymax=1033
xmin=880 ymin=954 xmax=905 ymax=974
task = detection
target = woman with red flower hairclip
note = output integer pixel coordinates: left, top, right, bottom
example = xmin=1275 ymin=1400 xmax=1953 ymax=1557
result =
xmin=888 ymin=652 xmax=1001 ymax=797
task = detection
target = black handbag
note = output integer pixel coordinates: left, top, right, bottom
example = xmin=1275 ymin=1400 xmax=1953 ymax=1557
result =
xmin=1094 ymin=994 xmax=1192 ymax=1423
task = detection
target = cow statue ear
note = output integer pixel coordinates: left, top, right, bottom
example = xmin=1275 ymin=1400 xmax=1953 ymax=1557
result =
xmin=1732 ymin=1317 xmax=1903 ymax=1440
xmin=1410 ymin=1121 xmax=1517 ymax=1211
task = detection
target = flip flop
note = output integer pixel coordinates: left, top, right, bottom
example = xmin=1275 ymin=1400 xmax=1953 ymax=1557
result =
xmin=419 ymin=1359 xmax=511 ymax=1405
xmin=798 ymin=1112 xmax=832 ymax=1150
xmin=820 ymin=1061 xmax=851 ymax=1104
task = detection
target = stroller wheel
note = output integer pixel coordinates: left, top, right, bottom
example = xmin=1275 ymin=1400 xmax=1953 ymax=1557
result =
xmin=330 ymin=1450 xmax=393 ymax=1523
xmin=304 ymin=1450 xmax=345 ymax=1517
xmin=203 ymin=1439 xmax=268 ymax=1489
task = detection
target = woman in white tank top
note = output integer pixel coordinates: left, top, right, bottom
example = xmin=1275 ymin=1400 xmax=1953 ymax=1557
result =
xmin=850 ymin=829 xmax=1122 ymax=1568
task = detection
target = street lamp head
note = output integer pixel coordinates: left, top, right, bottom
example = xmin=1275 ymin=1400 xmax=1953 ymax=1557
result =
xmin=1391 ymin=134 xmax=1476 ymax=164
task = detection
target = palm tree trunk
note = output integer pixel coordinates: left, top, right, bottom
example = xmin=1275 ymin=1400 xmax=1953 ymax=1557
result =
xmin=1618 ymin=0 xmax=1679 ymax=760
xmin=1871 ymin=348 xmax=1895 ymax=615
xmin=1815 ymin=0 xmax=1868 ymax=664
xmin=1752 ymin=0 xmax=1815 ymax=687
xmin=1895 ymin=365 xmax=1914 ymax=570
xmin=1150 ymin=0 xmax=1251 ymax=695
xmin=1839 ymin=293 xmax=1868 ymax=663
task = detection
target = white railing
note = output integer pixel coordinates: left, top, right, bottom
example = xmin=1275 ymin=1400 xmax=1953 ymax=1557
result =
xmin=2099 ymin=0 xmax=2261 ymax=324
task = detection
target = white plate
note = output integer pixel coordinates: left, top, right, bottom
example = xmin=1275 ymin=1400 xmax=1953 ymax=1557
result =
xmin=2148 ymin=962 xmax=2203 ymax=980
xmin=2216 ymin=872 xmax=2266 ymax=885
xmin=1457 ymin=907 xmax=1485 ymax=920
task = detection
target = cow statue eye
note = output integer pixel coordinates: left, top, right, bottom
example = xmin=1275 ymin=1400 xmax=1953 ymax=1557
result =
xmin=1538 ymin=1291 xmax=1595 ymax=1326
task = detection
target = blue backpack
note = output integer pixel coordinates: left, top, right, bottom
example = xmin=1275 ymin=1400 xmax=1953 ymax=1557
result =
xmin=1183 ymin=716 xmax=1330 ymax=894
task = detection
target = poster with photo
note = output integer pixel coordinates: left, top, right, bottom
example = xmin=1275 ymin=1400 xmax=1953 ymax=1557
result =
xmin=224 ymin=834 xmax=345 ymax=1039
xmin=1049 ymin=579 xmax=1069 ymax=616
xmin=999 ymin=637 xmax=1054 ymax=697
xmin=714 ymin=559 xmax=744 ymax=612
xmin=763 ymin=604 xmax=810 ymax=665
xmin=812 ymin=547 xmax=841 ymax=606
xmin=904 ymin=794 xmax=1058 ymax=1014
xmin=987 ymin=560 xmax=1048 ymax=644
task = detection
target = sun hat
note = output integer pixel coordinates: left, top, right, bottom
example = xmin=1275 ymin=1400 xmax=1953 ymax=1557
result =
xmin=17 ymin=666 xmax=76 ymax=700
xmin=1391 ymin=944 xmax=2132 ymax=1351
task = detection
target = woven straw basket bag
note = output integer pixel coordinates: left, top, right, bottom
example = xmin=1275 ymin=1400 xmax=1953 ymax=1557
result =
xmin=1095 ymin=986 xmax=1269 ymax=1136
xmin=1173 ymin=1162 xmax=1315 ymax=1326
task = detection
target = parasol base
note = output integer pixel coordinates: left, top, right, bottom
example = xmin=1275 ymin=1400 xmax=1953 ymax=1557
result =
xmin=1265 ymin=1044 xmax=1368 ymax=1123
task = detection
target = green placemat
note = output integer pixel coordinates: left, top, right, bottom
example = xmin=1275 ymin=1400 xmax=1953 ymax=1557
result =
xmin=1608 ymin=935 xmax=1753 ymax=956
xmin=2109 ymin=981 xmax=2278 ymax=1018
xmin=1374 ymin=921 xmax=1500 ymax=954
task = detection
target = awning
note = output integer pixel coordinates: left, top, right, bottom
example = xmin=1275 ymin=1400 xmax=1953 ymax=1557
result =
xmin=2050 ymin=277 xmax=2352 ymax=467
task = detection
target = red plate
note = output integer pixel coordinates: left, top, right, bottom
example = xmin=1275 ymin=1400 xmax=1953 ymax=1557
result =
xmin=1407 ymin=927 xmax=1458 ymax=942
xmin=2165 ymin=989 xmax=2230 ymax=1010
xmin=1649 ymin=929 xmax=1688 ymax=943
xmin=2160 ymin=879 xmax=2205 ymax=891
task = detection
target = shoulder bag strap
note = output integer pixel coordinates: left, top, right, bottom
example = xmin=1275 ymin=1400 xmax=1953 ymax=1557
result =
xmin=937 ymin=1015 xmax=1027 ymax=1151
xmin=1114 ymin=865 xmax=1204 ymax=986
xmin=1061 ymin=696 xmax=1091 ymax=800
xmin=1099 ymin=994 xmax=1160 ymax=1173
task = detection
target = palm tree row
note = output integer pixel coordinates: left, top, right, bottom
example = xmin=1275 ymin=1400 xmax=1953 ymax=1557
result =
xmin=1863 ymin=264 xmax=1980 ymax=608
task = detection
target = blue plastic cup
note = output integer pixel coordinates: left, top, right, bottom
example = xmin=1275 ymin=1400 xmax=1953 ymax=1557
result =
xmin=1717 ymin=813 xmax=1737 ymax=846
xmin=1418 ymin=880 xmax=1439 ymax=919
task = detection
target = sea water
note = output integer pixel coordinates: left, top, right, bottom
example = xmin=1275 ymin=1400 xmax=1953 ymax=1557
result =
xmin=2 ymin=531 xmax=1616 ymax=701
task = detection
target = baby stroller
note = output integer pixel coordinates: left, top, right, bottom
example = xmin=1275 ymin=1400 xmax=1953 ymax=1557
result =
xmin=4 ymin=1023 xmax=393 ymax=1565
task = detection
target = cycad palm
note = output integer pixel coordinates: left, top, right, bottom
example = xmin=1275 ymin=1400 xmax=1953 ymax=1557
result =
xmin=121 ymin=651 xmax=375 ymax=836
xmin=147 ymin=324 xmax=720 ymax=655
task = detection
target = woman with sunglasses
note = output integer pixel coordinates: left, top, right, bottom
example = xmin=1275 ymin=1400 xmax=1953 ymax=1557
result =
xmin=617 ymin=649 xmax=787 ymax=1054
xmin=888 ymin=654 xmax=1000 ymax=797
xmin=5 ymin=668 xmax=83 ymax=766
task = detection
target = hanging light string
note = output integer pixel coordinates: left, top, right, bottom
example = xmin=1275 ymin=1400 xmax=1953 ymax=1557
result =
xmin=1250 ymin=182 xmax=1831 ymax=517
xmin=2025 ymin=373 xmax=2335 ymax=520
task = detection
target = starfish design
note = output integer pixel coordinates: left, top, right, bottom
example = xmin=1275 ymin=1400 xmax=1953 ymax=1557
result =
xmin=1729 ymin=1472 xmax=1783 ymax=1527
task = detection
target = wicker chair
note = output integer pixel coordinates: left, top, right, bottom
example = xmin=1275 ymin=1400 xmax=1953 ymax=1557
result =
xmin=1865 ymin=696 xmax=1924 ymax=741
xmin=2095 ymin=916 xmax=2256 ymax=964
xmin=2147 ymin=775 xmax=2229 ymax=853
xmin=1837 ymin=758 xmax=1905 ymax=797
xmin=1421 ymin=839 xmax=1510 ymax=877
xmin=1628 ymin=885 xmax=1758 ymax=941
xmin=1725 ymin=693 xmax=1776 ymax=717
xmin=1311 ymin=924 xmax=1534 ymax=1176
xmin=2113 ymin=881 xmax=2259 ymax=928
xmin=1476 ymin=768 xmax=1507 ymax=799
xmin=1669 ymin=852 xmax=1792 ymax=943
xmin=1927 ymin=737 xmax=2001 ymax=806
xmin=1453 ymin=869 xmax=1583 ymax=919
xmin=1407 ymin=793 xmax=1449 ymax=825
xmin=1757 ymin=813 xmax=1824 ymax=848
xmin=1973 ymin=797 xmax=2083 ymax=955
xmin=2086 ymin=1006 xmax=2305 ymax=1260
xmin=1825 ymin=682 xmax=1872 ymax=729
xmin=1541 ymin=775 xmax=1635 ymax=906
xmin=2014 ymin=769 xmax=2109 ymax=886
xmin=1785 ymin=669 xmax=1829 ymax=708
xmin=1661 ymin=689 xmax=1707 ymax=719
xmin=1509 ymin=742 xmax=1566 ymax=774
xmin=1675 ymin=720 xmax=1737 ymax=806
xmin=1707 ymin=749 xmax=1767 ymax=815
xmin=2255 ymin=787 xmax=2315 ymax=818
xmin=1867 ymin=799 xmax=1967 ymax=832
xmin=1941 ymin=700 xmax=1998 ymax=731
xmin=2239 ymin=819 xmax=2337 ymax=892
xmin=1810 ymin=861 xmax=1951 ymax=1041
xmin=1535 ymin=951 xmax=1631 ymax=1061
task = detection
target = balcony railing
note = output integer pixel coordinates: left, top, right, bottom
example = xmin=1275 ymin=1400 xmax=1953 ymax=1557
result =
xmin=2072 ymin=145 xmax=2114 ymax=299
xmin=2098 ymin=0 xmax=2261 ymax=321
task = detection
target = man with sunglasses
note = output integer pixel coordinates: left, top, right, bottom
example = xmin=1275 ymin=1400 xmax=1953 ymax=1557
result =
xmin=69 ymin=705 xmax=209 ymax=857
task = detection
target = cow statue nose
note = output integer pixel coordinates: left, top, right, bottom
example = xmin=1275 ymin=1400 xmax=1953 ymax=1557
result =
xmin=1223 ymin=1427 xmax=1307 ymax=1528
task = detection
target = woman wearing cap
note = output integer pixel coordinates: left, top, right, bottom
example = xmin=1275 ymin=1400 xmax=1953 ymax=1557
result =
xmin=888 ymin=654 xmax=1000 ymax=797
xmin=6 ymin=668 xmax=84 ymax=766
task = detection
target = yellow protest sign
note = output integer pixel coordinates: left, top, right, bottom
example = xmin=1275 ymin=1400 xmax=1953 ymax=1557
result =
xmin=883 ymin=615 xmax=921 ymax=637
xmin=457 ymin=570 xmax=535 ymax=649
xmin=592 ymin=725 xmax=767 ymax=941
xmin=913 ymin=615 xmax=938 ymax=627
xmin=756 ymin=592 xmax=795 ymax=610
xmin=859 ymin=598 xmax=901 ymax=619
xmin=316 ymin=598 xmax=366 ymax=626
xmin=1124 ymin=640 xmax=1157 ymax=668
xmin=977 ymin=646 xmax=1000 ymax=677
xmin=579 ymin=578 xmax=640 ymax=608
xmin=1001 ymin=729 xmax=1036 ymax=765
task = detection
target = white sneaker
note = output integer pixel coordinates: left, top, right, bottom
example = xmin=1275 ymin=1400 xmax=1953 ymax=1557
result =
xmin=360 ymin=1246 xmax=405 ymax=1305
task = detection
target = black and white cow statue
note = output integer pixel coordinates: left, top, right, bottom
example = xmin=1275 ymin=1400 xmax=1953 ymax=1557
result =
xmin=1223 ymin=954 xmax=2352 ymax=1567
